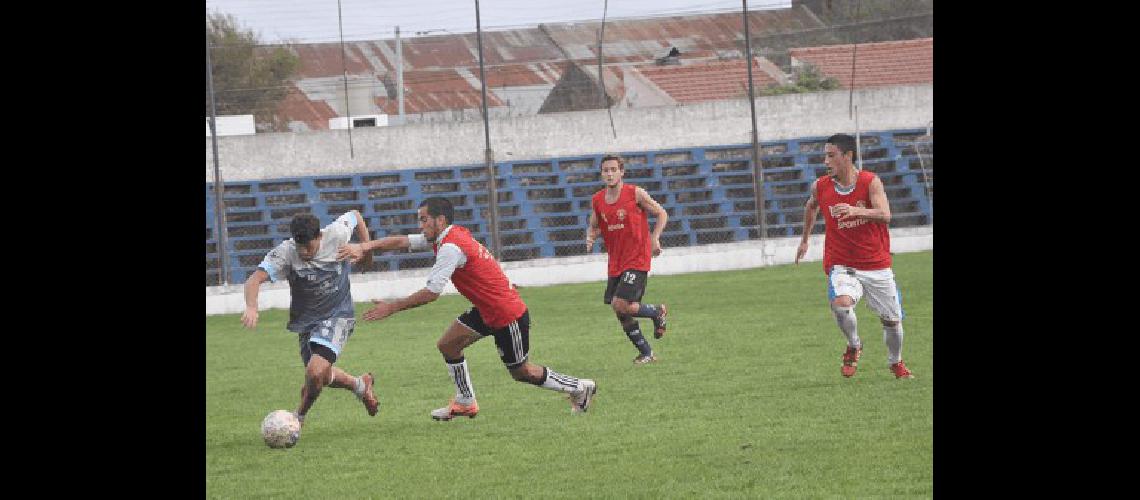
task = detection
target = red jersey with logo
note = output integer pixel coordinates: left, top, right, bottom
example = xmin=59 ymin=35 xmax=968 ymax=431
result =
xmin=592 ymin=183 xmax=652 ymax=277
xmin=816 ymin=170 xmax=892 ymax=274
xmin=434 ymin=225 xmax=527 ymax=328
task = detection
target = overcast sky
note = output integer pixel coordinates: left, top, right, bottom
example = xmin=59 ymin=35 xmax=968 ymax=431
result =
xmin=205 ymin=0 xmax=794 ymax=44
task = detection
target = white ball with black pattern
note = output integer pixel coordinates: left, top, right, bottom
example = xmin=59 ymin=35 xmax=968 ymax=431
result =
xmin=261 ymin=410 xmax=301 ymax=449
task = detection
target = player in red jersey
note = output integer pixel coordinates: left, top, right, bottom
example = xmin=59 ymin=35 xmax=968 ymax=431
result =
xmin=795 ymin=134 xmax=914 ymax=379
xmin=586 ymin=155 xmax=670 ymax=364
xmin=337 ymin=197 xmax=598 ymax=419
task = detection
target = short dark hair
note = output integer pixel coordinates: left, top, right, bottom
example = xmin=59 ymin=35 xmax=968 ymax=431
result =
xmin=600 ymin=154 xmax=625 ymax=170
xmin=290 ymin=213 xmax=321 ymax=245
xmin=419 ymin=197 xmax=454 ymax=225
xmin=826 ymin=134 xmax=859 ymax=162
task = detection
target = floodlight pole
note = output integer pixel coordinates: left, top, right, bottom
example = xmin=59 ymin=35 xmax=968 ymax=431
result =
xmin=742 ymin=0 xmax=767 ymax=240
xmin=475 ymin=0 xmax=501 ymax=258
xmin=206 ymin=26 xmax=230 ymax=285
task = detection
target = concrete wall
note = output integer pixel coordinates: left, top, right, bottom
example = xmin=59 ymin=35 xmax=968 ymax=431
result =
xmin=206 ymin=226 xmax=931 ymax=316
xmin=206 ymin=84 xmax=932 ymax=182
xmin=621 ymin=68 xmax=675 ymax=108
xmin=206 ymin=115 xmax=256 ymax=137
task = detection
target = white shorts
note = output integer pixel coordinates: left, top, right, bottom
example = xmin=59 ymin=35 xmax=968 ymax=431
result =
xmin=827 ymin=265 xmax=905 ymax=322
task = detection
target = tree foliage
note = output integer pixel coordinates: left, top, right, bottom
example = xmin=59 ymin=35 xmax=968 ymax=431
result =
xmin=206 ymin=12 xmax=299 ymax=131
xmin=761 ymin=63 xmax=840 ymax=96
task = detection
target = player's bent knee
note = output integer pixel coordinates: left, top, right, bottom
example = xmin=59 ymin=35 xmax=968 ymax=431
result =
xmin=881 ymin=318 xmax=899 ymax=327
xmin=437 ymin=338 xmax=466 ymax=359
xmin=831 ymin=296 xmax=854 ymax=308
xmin=305 ymin=365 xmax=330 ymax=386
xmin=437 ymin=336 xmax=457 ymax=352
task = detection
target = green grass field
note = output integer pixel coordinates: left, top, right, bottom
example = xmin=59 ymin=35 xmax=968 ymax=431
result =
xmin=206 ymin=250 xmax=933 ymax=498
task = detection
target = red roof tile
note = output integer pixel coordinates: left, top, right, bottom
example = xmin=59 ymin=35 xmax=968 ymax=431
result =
xmin=788 ymin=38 xmax=932 ymax=89
xmin=635 ymin=59 xmax=779 ymax=104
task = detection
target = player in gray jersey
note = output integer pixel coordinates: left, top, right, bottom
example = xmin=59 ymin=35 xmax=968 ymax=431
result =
xmin=241 ymin=211 xmax=380 ymax=435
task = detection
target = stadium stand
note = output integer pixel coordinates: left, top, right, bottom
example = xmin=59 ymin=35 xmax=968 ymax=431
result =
xmin=206 ymin=128 xmax=933 ymax=285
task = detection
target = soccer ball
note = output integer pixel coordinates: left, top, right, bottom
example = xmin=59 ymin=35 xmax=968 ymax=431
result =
xmin=261 ymin=410 xmax=301 ymax=449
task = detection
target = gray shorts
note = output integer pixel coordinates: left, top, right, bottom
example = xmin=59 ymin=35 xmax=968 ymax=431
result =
xmin=298 ymin=316 xmax=355 ymax=365
xmin=827 ymin=265 xmax=905 ymax=322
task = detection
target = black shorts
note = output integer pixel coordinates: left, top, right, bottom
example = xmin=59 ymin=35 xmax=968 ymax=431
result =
xmin=457 ymin=308 xmax=531 ymax=369
xmin=604 ymin=269 xmax=648 ymax=304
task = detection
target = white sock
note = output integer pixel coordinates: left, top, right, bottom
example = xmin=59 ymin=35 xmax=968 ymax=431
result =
xmin=352 ymin=376 xmax=365 ymax=399
xmin=831 ymin=304 xmax=861 ymax=348
xmin=447 ymin=359 xmax=476 ymax=404
xmin=883 ymin=323 xmax=904 ymax=365
xmin=539 ymin=367 xmax=580 ymax=394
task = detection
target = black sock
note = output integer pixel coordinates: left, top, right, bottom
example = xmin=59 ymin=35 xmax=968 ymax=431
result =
xmin=621 ymin=319 xmax=653 ymax=356
xmin=630 ymin=304 xmax=661 ymax=319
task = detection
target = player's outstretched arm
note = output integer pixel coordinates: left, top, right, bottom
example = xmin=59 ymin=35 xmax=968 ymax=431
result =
xmin=363 ymin=241 xmax=459 ymax=320
xmin=635 ymin=187 xmax=668 ymax=256
xmin=242 ymin=269 xmax=270 ymax=329
xmin=337 ymin=235 xmax=412 ymax=262
xmin=362 ymin=288 xmax=440 ymax=321
xmin=796 ymin=184 xmax=820 ymax=265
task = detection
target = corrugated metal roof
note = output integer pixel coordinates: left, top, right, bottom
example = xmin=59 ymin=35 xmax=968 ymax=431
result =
xmin=280 ymin=82 xmax=338 ymax=132
xmin=540 ymin=6 xmax=823 ymax=58
xmin=789 ymin=38 xmax=933 ymax=89
xmin=272 ymin=6 xmax=859 ymax=130
xmin=374 ymin=68 xmax=505 ymax=115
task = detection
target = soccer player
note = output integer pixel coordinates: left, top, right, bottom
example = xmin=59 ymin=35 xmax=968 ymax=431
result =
xmin=585 ymin=154 xmax=670 ymax=364
xmin=795 ymin=133 xmax=915 ymax=379
xmin=241 ymin=211 xmax=381 ymax=433
xmin=336 ymin=197 xmax=597 ymax=420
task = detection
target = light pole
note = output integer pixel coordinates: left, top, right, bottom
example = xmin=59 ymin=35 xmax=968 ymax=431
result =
xmin=742 ymin=0 xmax=767 ymax=241
xmin=473 ymin=1 xmax=501 ymax=258
xmin=206 ymin=24 xmax=230 ymax=285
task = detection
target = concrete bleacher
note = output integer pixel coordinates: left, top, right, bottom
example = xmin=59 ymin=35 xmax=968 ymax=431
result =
xmin=206 ymin=128 xmax=933 ymax=285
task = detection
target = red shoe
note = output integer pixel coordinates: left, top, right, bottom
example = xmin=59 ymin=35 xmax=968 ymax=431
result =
xmin=652 ymin=304 xmax=668 ymax=339
xmin=841 ymin=346 xmax=863 ymax=378
xmin=890 ymin=361 xmax=915 ymax=379
xmin=430 ymin=399 xmax=479 ymax=420
xmin=361 ymin=372 xmax=379 ymax=416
